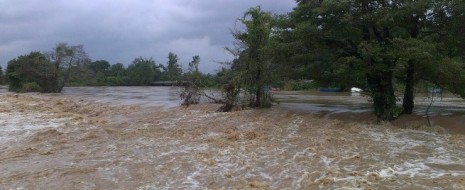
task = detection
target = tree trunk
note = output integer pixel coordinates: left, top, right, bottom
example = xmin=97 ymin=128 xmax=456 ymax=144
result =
xmin=57 ymin=57 xmax=75 ymax=92
xmin=254 ymin=68 xmax=262 ymax=107
xmin=403 ymin=18 xmax=418 ymax=114
xmin=367 ymin=70 xmax=397 ymax=121
xmin=255 ymin=87 xmax=261 ymax=107
xmin=402 ymin=60 xmax=415 ymax=114
xmin=57 ymin=65 xmax=72 ymax=92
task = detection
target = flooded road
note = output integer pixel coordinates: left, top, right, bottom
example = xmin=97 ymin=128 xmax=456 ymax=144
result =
xmin=56 ymin=87 xmax=465 ymax=117
xmin=274 ymin=90 xmax=465 ymax=116
xmin=1 ymin=87 xmax=465 ymax=189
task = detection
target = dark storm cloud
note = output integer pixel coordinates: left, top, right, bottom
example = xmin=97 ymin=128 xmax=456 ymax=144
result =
xmin=0 ymin=0 xmax=296 ymax=73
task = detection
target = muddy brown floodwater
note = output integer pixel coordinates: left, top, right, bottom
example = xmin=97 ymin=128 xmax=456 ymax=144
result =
xmin=1 ymin=87 xmax=465 ymax=189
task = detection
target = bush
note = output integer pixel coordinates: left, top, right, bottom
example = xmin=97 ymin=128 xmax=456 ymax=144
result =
xmin=7 ymin=51 xmax=59 ymax=93
xmin=180 ymin=83 xmax=202 ymax=106
xmin=20 ymin=82 xmax=41 ymax=92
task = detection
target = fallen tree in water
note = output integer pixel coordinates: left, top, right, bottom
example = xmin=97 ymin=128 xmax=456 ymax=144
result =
xmin=180 ymin=81 xmax=242 ymax=112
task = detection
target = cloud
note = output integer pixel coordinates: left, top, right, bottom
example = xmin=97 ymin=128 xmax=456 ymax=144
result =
xmin=164 ymin=36 xmax=232 ymax=73
xmin=0 ymin=0 xmax=296 ymax=73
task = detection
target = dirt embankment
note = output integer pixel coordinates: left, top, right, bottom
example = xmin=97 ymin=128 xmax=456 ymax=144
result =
xmin=0 ymin=93 xmax=464 ymax=189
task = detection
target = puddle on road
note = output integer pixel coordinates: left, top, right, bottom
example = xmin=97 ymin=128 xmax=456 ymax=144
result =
xmin=0 ymin=93 xmax=464 ymax=189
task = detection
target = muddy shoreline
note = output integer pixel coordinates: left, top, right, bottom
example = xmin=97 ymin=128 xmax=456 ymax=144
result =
xmin=273 ymin=91 xmax=465 ymax=135
xmin=1 ymin=93 xmax=464 ymax=189
xmin=318 ymin=111 xmax=465 ymax=135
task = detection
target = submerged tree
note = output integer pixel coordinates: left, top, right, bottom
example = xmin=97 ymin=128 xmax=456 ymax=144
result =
xmin=180 ymin=56 xmax=202 ymax=106
xmin=181 ymin=55 xmax=225 ymax=106
xmin=229 ymin=6 xmax=275 ymax=108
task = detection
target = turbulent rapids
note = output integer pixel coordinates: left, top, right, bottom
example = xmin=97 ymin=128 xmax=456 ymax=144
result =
xmin=0 ymin=89 xmax=464 ymax=189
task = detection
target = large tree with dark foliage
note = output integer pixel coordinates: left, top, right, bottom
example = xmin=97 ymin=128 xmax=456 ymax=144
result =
xmin=280 ymin=0 xmax=465 ymax=120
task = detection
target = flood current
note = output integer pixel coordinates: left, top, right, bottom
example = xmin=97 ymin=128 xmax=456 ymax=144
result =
xmin=0 ymin=86 xmax=464 ymax=189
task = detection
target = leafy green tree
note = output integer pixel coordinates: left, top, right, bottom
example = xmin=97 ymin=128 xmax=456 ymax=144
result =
xmin=188 ymin=55 xmax=200 ymax=74
xmin=6 ymin=52 xmax=58 ymax=92
xmin=166 ymin=52 xmax=183 ymax=81
xmin=424 ymin=0 xmax=465 ymax=98
xmin=384 ymin=0 xmax=465 ymax=114
xmin=66 ymin=64 xmax=97 ymax=86
xmin=181 ymin=55 xmax=204 ymax=106
xmin=282 ymin=0 xmax=465 ymax=120
xmin=47 ymin=43 xmax=91 ymax=92
xmin=126 ymin=57 xmax=161 ymax=85
xmin=105 ymin=63 xmax=128 ymax=86
xmin=109 ymin=63 xmax=125 ymax=77
xmin=229 ymin=6 xmax=275 ymax=107
xmin=89 ymin=60 xmax=110 ymax=74
xmin=186 ymin=55 xmax=204 ymax=82
xmin=88 ymin=60 xmax=111 ymax=85
xmin=152 ymin=63 xmax=164 ymax=82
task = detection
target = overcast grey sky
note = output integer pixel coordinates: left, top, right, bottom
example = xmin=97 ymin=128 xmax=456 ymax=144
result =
xmin=0 ymin=0 xmax=296 ymax=73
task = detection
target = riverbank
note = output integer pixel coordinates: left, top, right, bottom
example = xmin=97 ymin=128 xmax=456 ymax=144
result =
xmin=1 ymin=93 xmax=464 ymax=189
xmin=274 ymin=90 xmax=465 ymax=134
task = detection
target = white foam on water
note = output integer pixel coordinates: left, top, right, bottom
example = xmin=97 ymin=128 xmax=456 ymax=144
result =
xmin=3 ymin=94 xmax=464 ymax=189
xmin=320 ymin=156 xmax=335 ymax=167
xmin=0 ymin=112 xmax=71 ymax=144
xmin=182 ymin=168 xmax=202 ymax=189
xmin=286 ymin=116 xmax=302 ymax=138
xmin=360 ymin=128 xmax=465 ymax=180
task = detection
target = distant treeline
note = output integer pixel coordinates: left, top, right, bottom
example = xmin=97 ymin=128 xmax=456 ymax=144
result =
xmin=3 ymin=43 xmax=223 ymax=92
